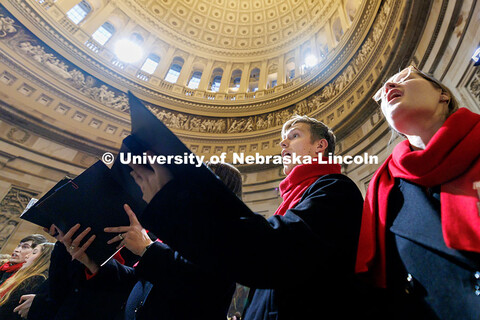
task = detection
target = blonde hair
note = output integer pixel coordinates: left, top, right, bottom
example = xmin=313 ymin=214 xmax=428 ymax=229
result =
xmin=0 ymin=243 xmax=54 ymax=306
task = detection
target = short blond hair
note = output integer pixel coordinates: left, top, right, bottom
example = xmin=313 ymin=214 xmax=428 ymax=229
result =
xmin=282 ymin=115 xmax=336 ymax=155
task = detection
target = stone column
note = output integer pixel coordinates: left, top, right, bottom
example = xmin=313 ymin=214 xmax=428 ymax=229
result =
xmin=155 ymin=46 xmax=176 ymax=79
xmin=277 ymin=55 xmax=285 ymax=85
xmin=82 ymin=1 xmax=117 ymax=34
xmin=219 ymin=62 xmax=233 ymax=92
xmin=176 ymin=54 xmax=196 ymax=86
xmin=56 ymin=0 xmax=79 ymax=13
xmin=294 ymin=47 xmax=302 ymax=76
xmin=258 ymin=60 xmax=268 ymax=90
xmin=239 ymin=62 xmax=251 ymax=92
xmin=198 ymin=60 xmax=214 ymax=91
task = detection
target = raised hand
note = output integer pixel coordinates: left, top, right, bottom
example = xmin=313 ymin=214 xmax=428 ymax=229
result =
xmin=104 ymin=204 xmax=153 ymax=256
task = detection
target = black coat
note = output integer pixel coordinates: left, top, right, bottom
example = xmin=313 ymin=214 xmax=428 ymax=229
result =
xmin=0 ymin=266 xmax=20 ymax=286
xmin=0 ymin=275 xmax=45 ymax=320
xmin=104 ymin=241 xmax=235 ymax=320
xmin=365 ymin=179 xmax=480 ymax=320
xmin=28 ymin=242 xmax=133 ymax=320
xmin=140 ymin=173 xmax=364 ymax=320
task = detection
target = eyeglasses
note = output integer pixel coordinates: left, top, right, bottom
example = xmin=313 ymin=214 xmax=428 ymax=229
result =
xmin=373 ymin=65 xmax=418 ymax=102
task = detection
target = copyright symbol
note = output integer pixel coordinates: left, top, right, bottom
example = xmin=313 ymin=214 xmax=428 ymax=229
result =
xmin=102 ymin=152 xmax=115 ymax=165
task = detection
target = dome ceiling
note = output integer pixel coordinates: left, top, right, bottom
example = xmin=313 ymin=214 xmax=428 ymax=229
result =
xmin=0 ymin=0 xmax=394 ymax=157
xmin=132 ymin=0 xmax=330 ymax=55
xmin=5 ymin=0 xmax=472 ymax=169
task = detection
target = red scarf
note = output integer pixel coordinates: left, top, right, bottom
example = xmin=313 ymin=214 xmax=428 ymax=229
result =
xmin=355 ymin=108 xmax=480 ymax=288
xmin=274 ymin=162 xmax=341 ymax=216
xmin=0 ymin=262 xmax=23 ymax=297
xmin=0 ymin=262 xmax=23 ymax=275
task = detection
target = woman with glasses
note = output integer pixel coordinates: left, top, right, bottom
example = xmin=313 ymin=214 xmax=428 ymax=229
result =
xmin=355 ymin=66 xmax=480 ymax=319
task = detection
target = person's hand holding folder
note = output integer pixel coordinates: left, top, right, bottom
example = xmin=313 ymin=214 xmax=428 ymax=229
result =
xmin=46 ymin=224 xmax=99 ymax=274
xmin=105 ymin=204 xmax=153 ymax=256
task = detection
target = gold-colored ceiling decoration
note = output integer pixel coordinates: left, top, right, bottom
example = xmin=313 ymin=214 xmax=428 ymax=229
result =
xmin=22 ymin=0 xmax=367 ymax=112
xmin=3 ymin=0 xmax=476 ymax=168
xmin=131 ymin=0 xmax=344 ymax=55
xmin=1 ymin=0 xmax=479 ymax=249
xmin=0 ymin=0 xmax=399 ymax=158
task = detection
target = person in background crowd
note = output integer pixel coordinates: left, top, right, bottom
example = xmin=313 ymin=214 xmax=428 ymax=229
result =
xmin=19 ymin=228 xmax=133 ymax=320
xmin=0 ymin=242 xmax=54 ymax=320
xmin=0 ymin=254 xmax=11 ymax=265
xmin=0 ymin=235 xmax=47 ymax=287
xmin=356 ymin=65 xmax=480 ymax=319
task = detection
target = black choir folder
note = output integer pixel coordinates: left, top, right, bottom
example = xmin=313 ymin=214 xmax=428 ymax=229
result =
xmin=21 ymin=92 xmax=246 ymax=266
xmin=20 ymin=161 xmax=144 ymax=266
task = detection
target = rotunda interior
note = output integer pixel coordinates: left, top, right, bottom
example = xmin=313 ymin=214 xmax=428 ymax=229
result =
xmin=0 ymin=0 xmax=479 ymax=255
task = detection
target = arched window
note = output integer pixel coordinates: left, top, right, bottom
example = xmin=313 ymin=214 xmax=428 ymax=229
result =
xmin=229 ymin=69 xmax=242 ymax=90
xmin=267 ymin=64 xmax=277 ymax=88
xmin=209 ymin=68 xmax=223 ymax=92
xmin=316 ymin=28 xmax=329 ymax=60
xmin=285 ymin=59 xmax=295 ymax=81
xmin=332 ymin=16 xmax=343 ymax=43
xmin=248 ymin=68 xmax=260 ymax=92
xmin=188 ymin=71 xmax=202 ymax=89
xmin=345 ymin=0 xmax=362 ymax=23
xmin=141 ymin=54 xmax=161 ymax=74
xmin=165 ymin=57 xmax=184 ymax=83
xmin=91 ymin=22 xmax=115 ymax=45
xmin=66 ymin=1 xmax=91 ymax=24
xmin=211 ymin=76 xmax=222 ymax=92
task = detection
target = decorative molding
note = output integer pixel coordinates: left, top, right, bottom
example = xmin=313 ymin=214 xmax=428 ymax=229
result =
xmin=0 ymin=186 xmax=38 ymax=251
xmin=3 ymin=0 xmax=377 ymax=114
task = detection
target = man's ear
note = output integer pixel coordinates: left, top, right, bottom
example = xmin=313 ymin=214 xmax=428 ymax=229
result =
xmin=315 ymin=138 xmax=328 ymax=154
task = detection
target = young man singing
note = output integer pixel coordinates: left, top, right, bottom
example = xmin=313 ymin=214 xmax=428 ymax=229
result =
xmin=130 ymin=115 xmax=364 ymax=319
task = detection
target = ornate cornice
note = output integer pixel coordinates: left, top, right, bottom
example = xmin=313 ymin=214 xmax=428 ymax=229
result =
xmin=0 ymin=99 xmax=115 ymax=156
xmin=0 ymin=0 xmax=428 ymax=161
xmin=4 ymin=0 xmax=377 ymax=115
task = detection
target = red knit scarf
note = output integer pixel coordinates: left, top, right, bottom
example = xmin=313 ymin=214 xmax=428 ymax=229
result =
xmin=0 ymin=262 xmax=23 ymax=275
xmin=355 ymin=108 xmax=480 ymax=288
xmin=0 ymin=262 xmax=24 ymax=297
xmin=274 ymin=162 xmax=341 ymax=216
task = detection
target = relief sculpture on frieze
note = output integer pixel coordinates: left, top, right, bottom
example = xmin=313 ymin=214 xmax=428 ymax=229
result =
xmin=0 ymin=187 xmax=38 ymax=251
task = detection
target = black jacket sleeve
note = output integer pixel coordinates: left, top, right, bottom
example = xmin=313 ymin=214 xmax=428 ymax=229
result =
xmin=134 ymin=241 xmax=232 ymax=297
xmin=47 ymin=242 xmax=74 ymax=304
xmin=0 ymin=276 xmax=46 ymax=320
xmin=140 ymin=174 xmax=363 ymax=288
xmin=27 ymin=279 xmax=57 ymax=320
